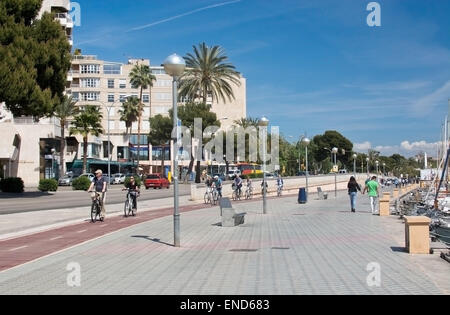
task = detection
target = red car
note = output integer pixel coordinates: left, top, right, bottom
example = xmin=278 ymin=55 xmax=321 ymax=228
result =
xmin=144 ymin=173 xmax=170 ymax=189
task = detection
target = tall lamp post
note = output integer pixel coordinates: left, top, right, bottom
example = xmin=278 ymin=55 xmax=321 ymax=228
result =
xmin=259 ymin=116 xmax=269 ymax=214
xmin=375 ymin=160 xmax=379 ymax=175
xmin=301 ymin=137 xmax=310 ymax=197
xmin=366 ymin=157 xmax=370 ymax=176
xmin=353 ymin=153 xmax=357 ymax=176
xmin=383 ymin=162 xmax=386 ymax=176
xmin=51 ymin=148 xmax=56 ymax=178
xmin=163 ymin=53 xmax=186 ymax=248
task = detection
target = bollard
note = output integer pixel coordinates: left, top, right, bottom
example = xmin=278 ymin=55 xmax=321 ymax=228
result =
xmin=379 ymin=198 xmax=390 ymax=216
xmin=382 ymin=192 xmax=391 ymax=200
xmin=404 ymin=216 xmax=431 ymax=254
xmin=393 ymin=189 xmax=399 ymax=199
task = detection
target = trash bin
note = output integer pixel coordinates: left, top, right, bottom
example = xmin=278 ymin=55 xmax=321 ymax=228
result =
xmin=298 ymin=187 xmax=307 ymax=204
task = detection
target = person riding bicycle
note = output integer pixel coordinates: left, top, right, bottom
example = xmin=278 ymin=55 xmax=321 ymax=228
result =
xmin=234 ymin=175 xmax=243 ymax=197
xmin=246 ymin=177 xmax=253 ymax=191
xmin=88 ymin=169 xmax=107 ymax=221
xmin=277 ymin=175 xmax=284 ymax=190
xmin=213 ymin=175 xmax=223 ymax=198
xmin=125 ymin=176 xmax=140 ymax=211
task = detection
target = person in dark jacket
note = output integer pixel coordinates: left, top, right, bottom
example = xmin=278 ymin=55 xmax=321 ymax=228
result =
xmin=347 ymin=176 xmax=361 ymax=213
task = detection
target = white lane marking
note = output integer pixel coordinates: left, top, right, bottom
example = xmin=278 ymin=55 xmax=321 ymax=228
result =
xmin=50 ymin=236 xmax=63 ymax=241
xmin=76 ymin=229 xmax=87 ymax=234
xmin=101 ymin=224 xmax=108 ymax=227
xmin=9 ymin=245 xmax=28 ymax=252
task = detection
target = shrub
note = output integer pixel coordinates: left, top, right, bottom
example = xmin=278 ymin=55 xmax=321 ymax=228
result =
xmin=248 ymin=173 xmax=264 ymax=179
xmin=0 ymin=177 xmax=24 ymax=193
xmin=38 ymin=179 xmax=58 ymax=192
xmin=124 ymin=175 xmax=142 ymax=188
xmin=72 ymin=176 xmax=92 ymax=191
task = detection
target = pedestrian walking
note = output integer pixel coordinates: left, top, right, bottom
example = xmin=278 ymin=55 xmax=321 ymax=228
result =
xmin=363 ymin=176 xmax=380 ymax=214
xmin=347 ymin=176 xmax=361 ymax=213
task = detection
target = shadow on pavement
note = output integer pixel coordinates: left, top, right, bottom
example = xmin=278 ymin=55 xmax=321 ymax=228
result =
xmin=390 ymin=246 xmax=407 ymax=253
xmin=131 ymin=235 xmax=174 ymax=247
xmin=0 ymin=191 xmax=54 ymax=199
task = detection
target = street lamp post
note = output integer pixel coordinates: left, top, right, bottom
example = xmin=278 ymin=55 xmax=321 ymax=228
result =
xmin=51 ymin=148 xmax=56 ymax=178
xmin=301 ymin=137 xmax=310 ymax=198
xmin=383 ymin=162 xmax=386 ymax=176
xmin=163 ymin=53 xmax=186 ymax=248
xmin=259 ymin=116 xmax=269 ymax=214
xmin=353 ymin=153 xmax=357 ymax=177
xmin=366 ymin=157 xmax=370 ymax=176
xmin=118 ymin=152 xmax=122 ymax=174
xmin=376 ymin=160 xmax=379 ymax=175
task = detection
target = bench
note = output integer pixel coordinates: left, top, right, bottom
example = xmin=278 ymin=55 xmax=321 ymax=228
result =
xmin=317 ymin=187 xmax=328 ymax=200
xmin=219 ymin=197 xmax=247 ymax=227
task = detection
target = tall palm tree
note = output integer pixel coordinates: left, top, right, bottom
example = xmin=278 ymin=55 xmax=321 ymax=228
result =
xmin=70 ymin=106 xmax=103 ymax=173
xmin=54 ymin=95 xmax=78 ymax=177
xmin=179 ymin=42 xmax=241 ymax=104
xmin=118 ymin=96 xmax=139 ymax=135
xmin=129 ymin=63 xmax=156 ymax=172
xmin=233 ymin=117 xmax=260 ymax=129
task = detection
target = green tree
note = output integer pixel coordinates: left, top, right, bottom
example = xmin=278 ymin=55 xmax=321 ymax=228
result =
xmin=118 ymin=96 xmax=139 ymax=135
xmin=54 ymin=95 xmax=78 ymax=177
xmin=312 ymin=131 xmax=353 ymax=169
xmin=0 ymin=0 xmax=72 ymax=118
xmin=149 ymin=114 xmax=173 ymax=175
xmin=179 ymin=42 xmax=241 ymax=104
xmin=169 ymin=103 xmax=220 ymax=183
xmin=233 ymin=117 xmax=260 ymax=129
xmin=70 ymin=106 xmax=103 ymax=173
xmin=129 ymin=63 xmax=156 ymax=171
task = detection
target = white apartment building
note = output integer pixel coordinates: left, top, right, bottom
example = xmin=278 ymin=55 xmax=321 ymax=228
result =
xmin=68 ymin=54 xmax=246 ymax=176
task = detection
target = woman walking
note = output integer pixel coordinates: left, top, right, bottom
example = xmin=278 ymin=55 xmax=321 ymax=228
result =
xmin=347 ymin=176 xmax=361 ymax=213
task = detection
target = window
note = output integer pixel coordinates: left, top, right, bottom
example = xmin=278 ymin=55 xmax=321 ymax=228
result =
xmin=72 ymin=92 xmax=79 ymax=101
xmin=155 ymin=79 xmax=171 ymax=87
xmin=103 ymin=64 xmax=121 ymax=75
xmin=117 ymin=146 xmax=129 ymax=160
xmin=108 ymin=120 xmax=115 ymax=130
xmin=152 ymin=146 xmax=170 ymax=161
xmin=142 ymin=121 xmax=149 ymax=130
xmin=119 ymin=94 xmax=126 ymax=102
xmin=119 ymin=79 xmax=126 ymax=89
xmin=81 ymin=78 xmax=100 ymax=88
xmin=156 ymin=93 xmax=171 ymax=100
xmin=143 ymin=107 xmax=149 ymax=116
xmin=143 ymin=94 xmax=149 ymax=103
xmin=119 ymin=121 xmax=126 ymax=130
xmin=108 ymin=94 xmax=114 ymax=102
xmin=107 ymin=79 xmax=114 ymax=88
xmin=155 ymin=106 xmax=170 ymax=114
xmin=130 ymin=135 xmax=148 ymax=145
xmin=151 ymin=69 xmax=166 ymax=75
xmin=81 ymin=64 xmax=100 ymax=74
xmin=81 ymin=92 xmax=100 ymax=101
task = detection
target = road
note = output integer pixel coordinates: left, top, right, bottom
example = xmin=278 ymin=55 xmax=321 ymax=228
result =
xmin=0 ymin=184 xmax=192 ymax=215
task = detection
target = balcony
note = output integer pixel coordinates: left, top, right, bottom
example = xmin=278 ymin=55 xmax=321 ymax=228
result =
xmin=72 ymin=55 xmax=98 ymax=61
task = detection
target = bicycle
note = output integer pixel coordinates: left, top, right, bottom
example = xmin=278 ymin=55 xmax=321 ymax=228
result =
xmin=212 ymin=187 xmax=220 ymax=205
xmin=277 ymin=185 xmax=283 ymax=197
xmin=232 ymin=184 xmax=242 ymax=201
xmin=204 ymin=187 xmax=213 ymax=205
xmin=90 ymin=192 xmax=103 ymax=223
xmin=123 ymin=188 xmax=138 ymax=217
xmin=245 ymin=186 xmax=253 ymax=200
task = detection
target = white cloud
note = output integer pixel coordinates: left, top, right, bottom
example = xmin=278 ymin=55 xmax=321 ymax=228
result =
xmin=355 ymin=140 xmax=441 ymax=157
xmin=411 ymin=81 xmax=450 ymax=115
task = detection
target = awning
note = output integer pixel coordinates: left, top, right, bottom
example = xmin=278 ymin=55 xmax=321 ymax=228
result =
xmin=0 ymin=124 xmax=19 ymax=160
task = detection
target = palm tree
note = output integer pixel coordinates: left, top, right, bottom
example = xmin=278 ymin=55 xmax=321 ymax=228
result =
xmin=70 ymin=106 xmax=103 ymax=173
xmin=54 ymin=95 xmax=79 ymax=178
xmin=179 ymin=42 xmax=241 ymax=104
xmin=149 ymin=115 xmax=173 ymax=175
xmin=233 ymin=117 xmax=260 ymax=129
xmin=129 ymin=63 xmax=156 ymax=172
xmin=118 ymin=96 xmax=139 ymax=135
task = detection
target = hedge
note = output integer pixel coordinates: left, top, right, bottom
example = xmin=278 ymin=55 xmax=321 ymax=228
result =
xmin=72 ymin=176 xmax=92 ymax=191
xmin=0 ymin=177 xmax=24 ymax=193
xmin=38 ymin=179 xmax=58 ymax=192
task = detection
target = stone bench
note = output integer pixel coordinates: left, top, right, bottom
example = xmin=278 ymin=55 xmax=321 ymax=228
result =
xmin=219 ymin=197 xmax=247 ymax=227
xmin=317 ymin=187 xmax=328 ymax=200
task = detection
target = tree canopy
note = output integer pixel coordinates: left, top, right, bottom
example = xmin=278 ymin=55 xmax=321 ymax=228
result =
xmin=0 ymin=0 xmax=72 ymax=118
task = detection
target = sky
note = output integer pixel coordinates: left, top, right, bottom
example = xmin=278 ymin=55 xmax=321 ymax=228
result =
xmin=72 ymin=0 xmax=450 ymax=157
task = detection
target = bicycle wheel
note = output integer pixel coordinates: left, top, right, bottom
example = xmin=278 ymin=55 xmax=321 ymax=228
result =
xmin=124 ymin=199 xmax=129 ymax=217
xmin=204 ymin=192 xmax=210 ymax=204
xmin=129 ymin=197 xmax=135 ymax=216
xmin=91 ymin=202 xmax=97 ymax=223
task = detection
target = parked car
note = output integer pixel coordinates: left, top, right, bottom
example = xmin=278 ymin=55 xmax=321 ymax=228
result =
xmin=296 ymin=171 xmax=310 ymax=176
xmin=112 ymin=173 xmax=126 ymax=185
xmin=264 ymin=172 xmax=275 ymax=179
xmin=144 ymin=173 xmax=170 ymax=189
xmin=58 ymin=175 xmax=74 ymax=186
xmin=338 ymin=169 xmax=348 ymax=174
xmin=79 ymin=173 xmax=95 ymax=182
xmin=226 ymin=169 xmax=241 ymax=180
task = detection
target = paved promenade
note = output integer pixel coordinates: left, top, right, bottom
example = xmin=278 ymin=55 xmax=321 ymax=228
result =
xmin=0 ymin=191 xmax=448 ymax=295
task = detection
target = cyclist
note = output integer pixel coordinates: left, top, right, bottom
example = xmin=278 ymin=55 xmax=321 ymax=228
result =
xmin=88 ymin=169 xmax=107 ymax=221
xmin=234 ymin=174 xmax=243 ymax=198
xmin=246 ymin=177 xmax=253 ymax=191
xmin=277 ymin=175 xmax=284 ymax=192
xmin=213 ymin=175 xmax=223 ymax=198
xmin=125 ymin=176 xmax=140 ymax=211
